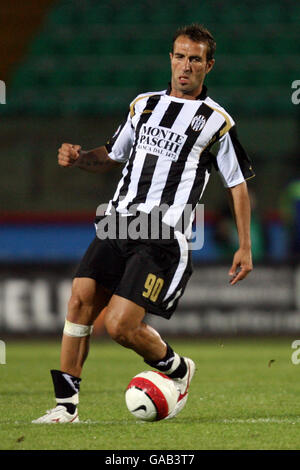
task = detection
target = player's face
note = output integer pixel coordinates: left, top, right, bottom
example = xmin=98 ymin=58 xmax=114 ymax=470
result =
xmin=169 ymin=35 xmax=215 ymax=99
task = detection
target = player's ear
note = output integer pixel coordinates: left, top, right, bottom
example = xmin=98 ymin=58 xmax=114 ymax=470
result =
xmin=206 ymin=59 xmax=215 ymax=74
xmin=169 ymin=51 xmax=173 ymax=62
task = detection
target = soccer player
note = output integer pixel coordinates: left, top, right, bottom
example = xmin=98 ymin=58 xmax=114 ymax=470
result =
xmin=33 ymin=24 xmax=254 ymax=423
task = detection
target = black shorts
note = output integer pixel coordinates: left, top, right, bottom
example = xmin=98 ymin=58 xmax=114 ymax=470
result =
xmin=74 ymin=216 xmax=193 ymax=319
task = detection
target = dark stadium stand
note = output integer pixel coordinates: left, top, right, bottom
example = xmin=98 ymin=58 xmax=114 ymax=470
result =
xmin=0 ymin=0 xmax=298 ymax=262
xmin=4 ymin=0 xmax=300 ymax=116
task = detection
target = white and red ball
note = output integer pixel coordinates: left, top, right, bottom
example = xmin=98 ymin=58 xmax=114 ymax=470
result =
xmin=125 ymin=370 xmax=178 ymax=421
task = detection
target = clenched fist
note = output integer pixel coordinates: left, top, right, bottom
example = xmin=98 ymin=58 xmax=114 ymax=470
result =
xmin=58 ymin=143 xmax=82 ymax=167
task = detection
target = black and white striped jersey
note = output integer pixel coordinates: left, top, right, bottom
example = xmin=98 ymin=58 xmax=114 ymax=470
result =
xmin=105 ymin=85 xmax=254 ymax=238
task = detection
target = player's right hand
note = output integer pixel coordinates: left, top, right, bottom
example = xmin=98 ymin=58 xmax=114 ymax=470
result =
xmin=58 ymin=143 xmax=82 ymax=167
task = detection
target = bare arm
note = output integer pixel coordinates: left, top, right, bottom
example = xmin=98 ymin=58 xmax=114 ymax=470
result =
xmin=227 ymin=181 xmax=253 ymax=285
xmin=75 ymin=146 xmax=121 ymax=173
xmin=58 ymin=143 xmax=121 ymax=173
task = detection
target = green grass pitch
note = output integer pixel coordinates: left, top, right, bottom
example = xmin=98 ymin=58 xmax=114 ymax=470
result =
xmin=1 ymin=337 xmax=300 ymax=450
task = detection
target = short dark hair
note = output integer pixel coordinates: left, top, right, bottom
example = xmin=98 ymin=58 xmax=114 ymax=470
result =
xmin=172 ymin=23 xmax=216 ymax=61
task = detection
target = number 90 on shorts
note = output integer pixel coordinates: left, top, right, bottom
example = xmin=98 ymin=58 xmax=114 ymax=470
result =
xmin=142 ymin=274 xmax=164 ymax=303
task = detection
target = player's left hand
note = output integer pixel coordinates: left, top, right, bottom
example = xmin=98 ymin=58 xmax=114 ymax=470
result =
xmin=228 ymin=248 xmax=253 ymax=285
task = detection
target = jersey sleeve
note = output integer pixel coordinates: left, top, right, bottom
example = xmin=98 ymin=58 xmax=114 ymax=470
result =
xmin=105 ymin=111 xmax=134 ymax=163
xmin=214 ymin=126 xmax=255 ymax=188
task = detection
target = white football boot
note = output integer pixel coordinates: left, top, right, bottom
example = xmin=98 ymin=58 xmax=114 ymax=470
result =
xmin=32 ymin=405 xmax=79 ymax=423
xmin=166 ymin=357 xmax=196 ymax=420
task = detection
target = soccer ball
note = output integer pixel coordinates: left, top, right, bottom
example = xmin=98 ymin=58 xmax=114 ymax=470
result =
xmin=125 ymin=370 xmax=178 ymax=421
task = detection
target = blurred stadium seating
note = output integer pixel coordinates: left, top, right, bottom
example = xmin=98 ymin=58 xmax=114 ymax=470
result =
xmin=1 ymin=0 xmax=299 ymax=260
xmin=3 ymin=0 xmax=299 ymax=116
xmin=0 ymin=0 xmax=299 ymax=335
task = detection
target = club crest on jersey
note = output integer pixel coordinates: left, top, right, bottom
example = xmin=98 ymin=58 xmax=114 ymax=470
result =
xmin=191 ymin=115 xmax=206 ymax=132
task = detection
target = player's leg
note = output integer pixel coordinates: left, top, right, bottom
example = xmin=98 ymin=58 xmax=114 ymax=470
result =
xmin=104 ymin=294 xmax=195 ymax=419
xmin=105 ymin=294 xmax=189 ymax=374
xmin=60 ymin=277 xmax=112 ymax=377
xmin=104 ymin=294 xmax=167 ymax=361
xmin=103 ymin=233 xmax=195 ymax=418
xmin=32 ymin=277 xmax=111 ymax=423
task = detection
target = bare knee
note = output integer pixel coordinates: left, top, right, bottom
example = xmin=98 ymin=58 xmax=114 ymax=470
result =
xmin=105 ymin=314 xmax=130 ymax=346
xmin=68 ymin=294 xmax=83 ymax=316
xmin=67 ymin=278 xmax=106 ymax=325
xmin=104 ymin=295 xmax=146 ymax=348
xmin=67 ymin=291 xmax=91 ymax=320
xmin=104 ymin=308 xmax=136 ymax=348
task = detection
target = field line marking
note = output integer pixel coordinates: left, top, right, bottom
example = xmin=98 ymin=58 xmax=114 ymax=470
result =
xmin=222 ymin=417 xmax=300 ymax=424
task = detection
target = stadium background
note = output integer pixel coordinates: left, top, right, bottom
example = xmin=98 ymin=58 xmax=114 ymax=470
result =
xmin=0 ymin=0 xmax=299 ymax=337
